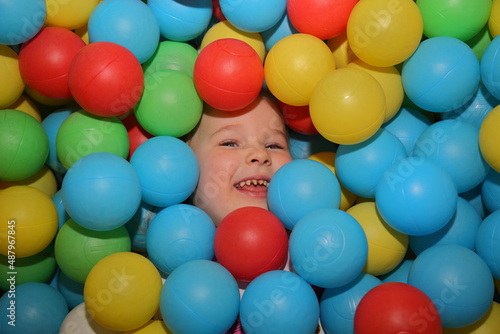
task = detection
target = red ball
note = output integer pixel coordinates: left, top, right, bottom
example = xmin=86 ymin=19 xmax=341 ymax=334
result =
xmin=68 ymin=41 xmax=144 ymax=117
xmin=194 ymin=38 xmax=264 ymax=111
xmin=214 ymin=207 xmax=289 ymax=282
xmin=354 ymin=282 xmax=442 ymax=334
xmin=287 ymin=0 xmax=359 ymax=40
xmin=19 ymin=27 xmax=86 ymax=99
xmin=211 ymin=0 xmax=226 ymax=21
xmin=121 ymin=112 xmax=153 ymax=160
xmin=278 ymin=101 xmax=319 ymax=135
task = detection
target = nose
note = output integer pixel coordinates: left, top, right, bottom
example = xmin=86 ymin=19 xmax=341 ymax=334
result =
xmin=247 ymin=147 xmax=271 ymax=166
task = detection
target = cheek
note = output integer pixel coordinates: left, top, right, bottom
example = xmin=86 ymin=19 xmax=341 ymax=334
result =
xmin=272 ymin=152 xmax=293 ymax=171
xmin=197 ymin=151 xmax=239 ymax=191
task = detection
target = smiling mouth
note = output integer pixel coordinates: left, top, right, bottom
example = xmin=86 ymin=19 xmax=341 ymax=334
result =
xmin=234 ymin=179 xmax=270 ymax=188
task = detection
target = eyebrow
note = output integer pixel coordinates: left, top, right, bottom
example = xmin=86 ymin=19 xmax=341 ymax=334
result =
xmin=210 ymin=124 xmax=288 ymax=140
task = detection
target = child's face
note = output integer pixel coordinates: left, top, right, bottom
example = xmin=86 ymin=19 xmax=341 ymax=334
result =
xmin=188 ymin=96 xmax=293 ymax=225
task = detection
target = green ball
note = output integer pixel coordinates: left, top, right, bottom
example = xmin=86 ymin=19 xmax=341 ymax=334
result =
xmin=466 ymin=25 xmax=493 ymax=61
xmin=142 ymin=40 xmax=198 ymax=78
xmin=55 ymin=109 xmax=129 ymax=169
xmin=417 ymin=0 xmax=492 ymax=41
xmin=0 ymin=109 xmax=49 ymax=181
xmin=134 ymin=70 xmax=203 ymax=137
xmin=54 ymin=219 xmax=131 ymax=284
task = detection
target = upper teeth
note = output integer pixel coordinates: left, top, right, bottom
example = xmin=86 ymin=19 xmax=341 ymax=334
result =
xmin=236 ymin=179 xmax=269 ymax=188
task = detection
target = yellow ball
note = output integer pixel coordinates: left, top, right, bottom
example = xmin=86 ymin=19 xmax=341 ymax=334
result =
xmin=346 ymin=201 xmax=408 ymax=276
xmin=327 ymin=31 xmax=358 ymax=69
xmin=45 ymin=0 xmax=99 ymax=30
xmin=0 ymin=186 xmax=58 ymax=258
xmin=347 ymin=59 xmax=404 ymax=123
xmin=0 ymin=166 xmax=57 ymax=198
xmin=25 ymin=85 xmax=74 ymax=107
xmin=125 ymin=320 xmax=173 ymax=334
xmin=442 ymin=302 xmax=500 ymax=334
xmin=310 ymin=67 xmax=386 ymax=145
xmin=84 ymin=252 xmax=163 ymax=332
xmin=479 ymin=105 xmax=500 ymax=173
xmin=347 ymin=0 xmax=423 ymax=67
xmin=0 ymin=45 xmax=25 ymax=109
xmin=200 ymin=20 xmax=266 ymax=62
xmin=308 ymin=152 xmax=357 ymax=211
xmin=489 ymin=0 xmax=500 ymax=38
xmin=6 ymin=94 xmax=42 ymax=122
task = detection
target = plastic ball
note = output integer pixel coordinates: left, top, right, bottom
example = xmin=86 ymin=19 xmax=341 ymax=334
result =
xmin=61 ymin=152 xmax=142 ymax=231
xmin=121 ymin=113 xmax=153 ymax=160
xmin=441 ymin=301 xmax=500 ymax=334
xmin=57 ymin=271 xmax=84 ymax=309
xmin=288 ymin=131 xmax=338 ymax=160
xmin=0 ymin=45 xmax=25 ymax=109
xmin=52 ymin=190 xmax=70 ymax=230
xmin=160 ymin=259 xmax=240 ymax=334
xmin=55 ymin=109 xmax=129 ymax=170
xmin=403 ymin=36 xmax=480 ymax=113
xmin=260 ymin=13 xmax=298 ymax=51
xmin=0 ymin=109 xmax=49 ymax=181
xmin=220 ymin=0 xmax=286 ymax=33
xmin=124 ymin=201 xmax=160 ymax=254
xmin=335 ymin=128 xmax=407 ymax=198
xmin=461 ymin=183 xmax=489 ymax=220
xmin=84 ymin=252 xmax=162 ymax=332
xmin=146 ymin=204 xmax=215 ymax=275
xmin=416 ymin=0 xmax=492 ymax=41
xmin=142 ymin=40 xmax=198 ymax=78
xmin=289 ymin=208 xmax=368 ymax=288
xmin=413 ymin=119 xmax=490 ymax=193
xmin=24 ymin=84 xmax=74 ymax=107
xmin=55 ymin=219 xmax=131 ymax=283
xmin=267 ymin=159 xmax=341 ymax=230
xmin=347 ymin=0 xmax=423 ymax=67
xmin=264 ymin=33 xmax=336 ymax=106
xmin=45 ymin=0 xmax=98 ymax=29
xmin=479 ymin=104 xmax=500 ymax=173
xmin=0 ymin=165 xmax=57 ymax=198
xmin=214 ymin=207 xmax=288 ymax=282
xmin=0 ymin=282 xmax=68 ymax=334
xmin=354 ymin=282 xmax=442 ymax=334
xmin=0 ymin=186 xmax=57 ymax=258
xmin=41 ymin=108 xmax=74 ymax=173
xmin=380 ymin=259 xmax=414 ymax=284
xmin=194 ymin=38 xmax=264 ymax=111
xmin=482 ymin=170 xmax=500 ymax=213
xmin=320 ymin=273 xmax=382 ymax=334
xmin=475 ymin=210 xmax=500 ymax=279
xmin=288 ymin=0 xmax=357 ymax=40
xmin=59 ymin=302 xmax=119 ymax=334
xmin=466 ymin=25 xmax=494 ymax=61
xmin=309 ymin=67 xmax=386 ymax=145
xmin=124 ymin=320 xmax=172 ymax=334
xmin=327 ymin=32 xmax=358 ymax=69
xmin=278 ymin=101 xmax=318 ymax=135
xmin=6 ymin=94 xmax=41 ymax=122
xmin=376 ymin=157 xmax=458 ymax=236
xmin=0 ymin=0 xmax=46 ymax=45
xmin=408 ymin=244 xmax=494 ymax=328
xmin=490 ymin=0 xmax=500 ymax=38
xmin=135 ymin=70 xmax=203 ymax=136
xmin=130 ymin=136 xmax=199 ymax=207
xmin=148 ymin=0 xmax=212 ymax=42
xmin=68 ymin=41 xmax=144 ymax=117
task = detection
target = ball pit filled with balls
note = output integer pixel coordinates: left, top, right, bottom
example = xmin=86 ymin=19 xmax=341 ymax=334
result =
xmin=3 ymin=1 xmax=500 ymax=333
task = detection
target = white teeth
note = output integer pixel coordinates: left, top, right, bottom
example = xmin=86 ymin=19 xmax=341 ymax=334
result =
xmin=235 ymin=179 xmax=269 ymax=188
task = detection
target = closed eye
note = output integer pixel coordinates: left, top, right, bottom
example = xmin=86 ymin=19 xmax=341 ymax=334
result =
xmin=266 ymin=143 xmax=285 ymax=150
xmin=219 ymin=140 xmax=238 ymax=147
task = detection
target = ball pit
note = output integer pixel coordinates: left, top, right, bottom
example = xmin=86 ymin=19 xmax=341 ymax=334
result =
xmin=0 ymin=0 xmax=46 ymax=45
xmin=45 ymin=0 xmax=98 ymax=30
xmin=41 ymin=108 xmax=74 ymax=174
xmin=141 ymin=40 xmax=199 ymax=78
xmin=479 ymin=104 xmax=500 ymax=173
xmin=481 ymin=169 xmax=500 ymax=213
xmin=220 ymin=0 xmax=286 ymax=33
xmin=0 ymin=45 xmax=25 ymax=109
xmin=475 ymin=210 xmax=500 ymax=279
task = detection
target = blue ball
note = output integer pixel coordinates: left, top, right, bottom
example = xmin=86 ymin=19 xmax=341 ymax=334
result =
xmin=240 ymin=270 xmax=320 ymax=334
xmin=261 ymin=13 xmax=299 ymax=51
xmin=41 ymin=108 xmax=74 ymax=174
xmin=130 ymin=136 xmax=199 ymax=208
xmin=376 ymin=157 xmax=458 ymax=236
xmin=409 ymin=197 xmax=481 ymax=255
xmin=460 ymin=183 xmax=489 ymax=219
xmin=0 ymin=282 xmax=68 ymax=334
xmin=336 ymin=128 xmax=407 ymax=198
xmin=57 ymin=271 xmax=84 ymax=309
xmin=160 ymin=259 xmax=240 ymax=334
xmin=288 ymin=131 xmax=338 ymax=160
xmin=481 ymin=169 xmax=500 ymax=213
xmin=62 ymin=152 xmax=142 ymax=231
xmin=480 ymin=35 xmax=500 ymax=100
xmin=408 ymin=244 xmax=494 ymax=328
xmin=475 ymin=210 xmax=500 ymax=279
xmin=380 ymin=259 xmax=414 ymax=284
xmin=52 ymin=190 xmax=70 ymax=230
xmin=289 ymin=208 xmax=368 ymax=288
xmin=412 ymin=119 xmax=490 ymax=193
xmin=320 ymin=273 xmax=381 ymax=334
xmin=147 ymin=204 xmax=215 ymax=274
xmin=383 ymin=107 xmax=431 ymax=156
xmin=402 ymin=36 xmax=480 ymax=113
xmin=0 ymin=0 xmax=46 ymax=45
xmin=88 ymin=0 xmax=160 ymax=63
xmin=220 ymin=0 xmax=287 ymax=33
xmin=148 ymin=0 xmax=212 ymax=42
xmin=268 ymin=159 xmax=341 ymax=230
xmin=124 ymin=200 xmax=160 ymax=253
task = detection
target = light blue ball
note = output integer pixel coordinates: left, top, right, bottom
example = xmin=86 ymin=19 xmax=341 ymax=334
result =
xmin=148 ymin=0 xmax=212 ymax=42
xmin=130 ymin=136 xmax=199 ymax=207
xmin=402 ymin=36 xmax=480 ymax=113
xmin=57 ymin=271 xmax=84 ymax=310
xmin=409 ymin=197 xmax=481 ymax=255
xmin=288 ymin=131 xmax=338 ymax=160
xmin=480 ymin=35 xmax=500 ymax=100
xmin=52 ymin=190 xmax=70 ymax=230
xmin=261 ymin=13 xmax=299 ymax=51
xmin=41 ymin=108 xmax=74 ymax=174
xmin=380 ymin=259 xmax=414 ymax=284
xmin=147 ymin=204 xmax=215 ymax=274
xmin=289 ymin=208 xmax=367 ymax=288
xmin=268 ymin=159 xmax=341 ymax=230
xmin=0 ymin=282 xmax=68 ymax=334
xmin=460 ymin=183 xmax=489 ymax=219
xmin=240 ymin=270 xmax=320 ymax=334
xmin=481 ymin=169 xmax=500 ymax=213
xmin=88 ymin=0 xmax=160 ymax=63
xmin=412 ymin=119 xmax=490 ymax=193
xmin=0 ymin=0 xmax=46 ymax=45
xmin=408 ymin=244 xmax=494 ymax=328
xmin=475 ymin=210 xmax=500 ymax=279
xmin=383 ymin=107 xmax=431 ymax=156
xmin=62 ymin=152 xmax=142 ymax=231
xmin=336 ymin=128 xmax=407 ymax=198
xmin=376 ymin=157 xmax=458 ymax=236
xmin=160 ymin=259 xmax=240 ymax=334
xmin=320 ymin=273 xmax=381 ymax=334
xmin=220 ymin=0 xmax=287 ymax=33
xmin=124 ymin=200 xmax=160 ymax=253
